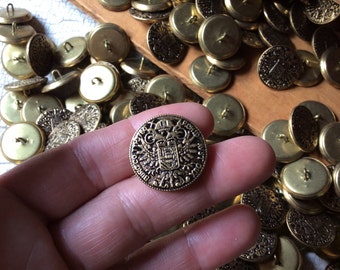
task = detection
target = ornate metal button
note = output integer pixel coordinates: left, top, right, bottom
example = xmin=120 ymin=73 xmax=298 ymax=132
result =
xmin=69 ymin=104 xmax=102 ymax=133
xmin=36 ymin=107 xmax=73 ymax=135
xmin=129 ymin=92 xmax=167 ymax=115
xmin=129 ymin=114 xmax=207 ymax=191
xmin=4 ymin=76 xmax=47 ymax=92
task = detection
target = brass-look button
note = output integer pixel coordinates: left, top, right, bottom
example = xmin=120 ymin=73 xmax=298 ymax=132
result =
xmin=299 ymin=100 xmax=336 ymax=130
xmin=333 ymin=163 xmax=340 ymax=197
xmin=129 ymin=7 xmax=171 ymax=24
xmin=131 ymin=0 xmax=172 ymax=12
xmin=129 ymin=92 xmax=167 ymax=115
xmin=0 ymin=122 xmax=45 ymax=164
xmin=120 ymin=56 xmax=160 ymax=79
xmin=0 ymin=4 xmax=32 ymax=24
xmin=320 ymin=46 xmax=340 ymax=88
xmin=20 ymin=94 xmax=63 ymax=123
xmin=0 ymin=91 xmax=27 ymax=125
xmin=319 ymin=122 xmax=340 ymax=164
xmin=202 ymin=93 xmax=246 ymax=137
xmin=294 ymin=50 xmax=322 ymax=87
xmin=144 ymin=74 xmax=186 ymax=103
xmin=1 ymin=43 xmax=34 ymax=79
xmin=224 ymin=0 xmax=262 ymax=22
xmin=69 ymin=104 xmax=102 ymax=133
xmin=4 ymin=76 xmax=47 ymax=92
xmin=312 ymin=26 xmax=339 ymax=60
xmin=169 ymin=3 xmax=204 ymax=44
xmin=258 ymin=22 xmax=293 ymax=48
xmin=54 ymin=36 xmax=88 ymax=68
xmin=257 ymin=236 xmax=303 ymax=270
xmin=86 ymin=23 xmax=130 ymax=63
xmin=261 ymin=119 xmax=303 ymax=163
xmin=79 ymin=61 xmax=120 ymax=103
xmin=281 ymin=157 xmax=332 ymax=200
xmin=99 ymin=0 xmax=131 ymax=11
xmin=109 ymin=100 xmax=131 ymax=123
xmin=0 ymin=22 xmax=36 ymax=44
xmin=262 ymin=0 xmax=290 ymax=33
xmin=198 ymin=14 xmax=241 ymax=60
xmin=195 ymin=0 xmax=227 ymax=19
xmin=189 ymin=55 xmax=232 ymax=93
xmin=65 ymin=94 xmax=89 ymax=113
xmin=206 ymin=50 xmax=246 ymax=71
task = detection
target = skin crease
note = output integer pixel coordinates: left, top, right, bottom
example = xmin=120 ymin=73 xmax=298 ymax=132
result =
xmin=0 ymin=102 xmax=276 ymax=270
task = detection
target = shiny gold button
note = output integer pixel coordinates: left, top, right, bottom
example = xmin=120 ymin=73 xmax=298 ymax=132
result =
xmin=224 ymin=0 xmax=262 ymax=22
xmin=4 ymin=76 xmax=48 ymax=92
xmin=319 ymin=122 xmax=340 ymax=164
xmin=86 ymin=23 xmax=130 ymax=63
xmin=0 ymin=22 xmax=36 ymax=44
xmin=120 ymin=56 xmax=160 ymax=79
xmin=0 ymin=4 xmax=32 ymax=24
xmin=144 ymin=74 xmax=186 ymax=103
xmin=198 ymin=14 xmax=241 ymax=60
xmin=79 ymin=61 xmax=120 ymax=103
xmin=99 ymin=0 xmax=131 ymax=11
xmin=65 ymin=94 xmax=89 ymax=113
xmin=54 ymin=36 xmax=88 ymax=68
xmin=131 ymin=0 xmax=172 ymax=12
xmin=20 ymin=94 xmax=63 ymax=123
xmin=0 ymin=122 xmax=45 ymax=164
xmin=281 ymin=157 xmax=332 ymax=200
xmin=320 ymin=46 xmax=340 ymax=88
xmin=0 ymin=91 xmax=27 ymax=125
xmin=261 ymin=119 xmax=303 ymax=163
xmin=169 ymin=3 xmax=204 ymax=44
xmin=109 ymin=99 xmax=131 ymax=123
xmin=1 ymin=43 xmax=34 ymax=79
xmin=189 ymin=55 xmax=232 ymax=93
xmin=202 ymin=93 xmax=246 ymax=137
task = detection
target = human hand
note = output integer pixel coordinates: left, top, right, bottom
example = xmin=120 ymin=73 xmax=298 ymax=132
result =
xmin=0 ymin=102 xmax=275 ymax=270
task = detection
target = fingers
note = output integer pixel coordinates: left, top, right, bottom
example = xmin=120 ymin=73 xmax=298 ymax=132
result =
xmin=121 ymin=205 xmax=260 ymax=270
xmin=52 ymin=136 xmax=275 ymax=269
xmin=0 ymin=102 xmax=214 ymax=220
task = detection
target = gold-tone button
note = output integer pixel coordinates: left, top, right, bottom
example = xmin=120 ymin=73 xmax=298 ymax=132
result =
xmin=0 ymin=22 xmax=36 ymax=44
xmin=0 ymin=4 xmax=32 ymax=24
xmin=261 ymin=119 xmax=303 ymax=163
xmin=320 ymin=46 xmax=340 ymax=88
xmin=65 ymin=94 xmax=89 ymax=113
xmin=79 ymin=61 xmax=120 ymax=103
xmin=294 ymin=50 xmax=322 ymax=87
xmin=206 ymin=50 xmax=246 ymax=71
xmin=1 ymin=43 xmax=34 ymax=79
xmin=99 ymin=0 xmax=131 ymax=11
xmin=333 ymin=162 xmax=340 ymax=197
xmin=319 ymin=122 xmax=340 ymax=164
xmin=120 ymin=56 xmax=160 ymax=79
xmin=20 ymin=94 xmax=63 ymax=123
xmin=169 ymin=3 xmax=204 ymax=44
xmin=202 ymin=93 xmax=246 ymax=137
xmin=224 ymin=0 xmax=262 ymax=22
xmin=54 ymin=36 xmax=88 ymax=68
xmin=144 ymin=74 xmax=186 ymax=103
xmin=4 ymin=76 xmax=48 ymax=92
xmin=189 ymin=55 xmax=232 ymax=93
xmin=0 ymin=122 xmax=45 ymax=164
xmin=109 ymin=99 xmax=131 ymax=123
xmin=281 ymin=157 xmax=332 ymax=200
xmin=0 ymin=91 xmax=27 ymax=125
xmin=198 ymin=14 xmax=241 ymax=60
xmin=131 ymin=0 xmax=172 ymax=12
xmin=86 ymin=23 xmax=130 ymax=63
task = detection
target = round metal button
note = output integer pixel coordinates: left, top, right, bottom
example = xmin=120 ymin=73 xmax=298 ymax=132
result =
xmin=0 ymin=91 xmax=28 ymax=125
xmin=99 ymin=0 xmax=131 ymax=11
xmin=333 ymin=163 xmax=340 ymax=197
xmin=320 ymin=46 xmax=340 ymax=88
xmin=281 ymin=157 xmax=332 ymax=200
xmin=1 ymin=122 xmax=45 ymax=164
xmin=319 ymin=122 xmax=340 ymax=164
xmin=131 ymin=0 xmax=172 ymax=12
xmin=120 ymin=56 xmax=160 ymax=79
xmin=129 ymin=114 xmax=207 ymax=191
xmin=0 ymin=23 xmax=36 ymax=44
xmin=224 ymin=0 xmax=262 ymax=22
xmin=109 ymin=99 xmax=131 ymax=123
xmin=0 ymin=4 xmax=32 ymax=24
xmin=4 ymin=76 xmax=47 ymax=92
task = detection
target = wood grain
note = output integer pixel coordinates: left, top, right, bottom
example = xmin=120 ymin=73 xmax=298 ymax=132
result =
xmin=69 ymin=0 xmax=339 ymax=137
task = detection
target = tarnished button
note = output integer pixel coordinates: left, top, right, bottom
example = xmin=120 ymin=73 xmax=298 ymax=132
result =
xmin=319 ymin=122 xmax=340 ymax=164
xmin=120 ymin=56 xmax=160 ymax=79
xmin=87 ymin=23 xmax=130 ymax=63
xmin=195 ymin=0 xmax=227 ymax=18
xmin=145 ymin=74 xmax=186 ymax=103
xmin=258 ymin=45 xmax=302 ymax=90
xmin=169 ymin=3 xmax=204 ymax=44
xmin=202 ymin=93 xmax=246 ymax=137
xmin=281 ymin=157 xmax=332 ymax=200
xmin=288 ymin=105 xmax=319 ymax=152
xmin=304 ymin=0 xmax=340 ymax=25
xmin=21 ymin=94 xmax=63 ymax=123
xmin=0 ymin=122 xmax=45 ymax=164
xmin=0 ymin=3 xmax=32 ymax=24
xmin=79 ymin=61 xmax=120 ymax=103
xmin=319 ymin=183 xmax=340 ymax=214
xmin=320 ymin=46 xmax=340 ymax=88
xmin=36 ymin=107 xmax=73 ymax=136
xmin=257 ymin=236 xmax=303 ymax=270
xmin=0 ymin=91 xmax=27 ymax=125
xmin=294 ymin=50 xmax=322 ymax=87
xmin=129 ymin=92 xmax=167 ymax=115
xmin=54 ymin=36 xmax=88 ymax=68
xmin=286 ymin=208 xmax=336 ymax=248
xmin=131 ymin=0 xmax=172 ymax=12
xmin=0 ymin=22 xmax=36 ymax=44
xmin=109 ymin=99 xmax=131 ymax=123
xmin=241 ymin=185 xmax=289 ymax=230
xmin=261 ymin=119 xmax=303 ymax=163
xmin=258 ymin=22 xmax=293 ymax=48
xmin=312 ymin=26 xmax=339 ymax=60
xmin=147 ymin=21 xmax=187 ymax=64
xmin=239 ymin=230 xmax=278 ymax=263
xmin=129 ymin=114 xmax=207 ymax=191
xmin=242 ymin=29 xmax=266 ymax=49
xmin=26 ymin=33 xmax=55 ymax=77
xmin=189 ymin=55 xmax=232 ymax=93
xmin=333 ymin=162 xmax=340 ymax=197
xmin=69 ymin=104 xmax=102 ymax=133
xmin=4 ymin=76 xmax=47 ymax=92
xmin=263 ymin=0 xmax=291 ymax=33
xmin=99 ymin=0 xmax=131 ymax=11
xmin=224 ymin=0 xmax=262 ymax=22
xmin=198 ymin=14 xmax=241 ymax=60
xmin=45 ymin=120 xmax=81 ymax=151
xmin=1 ymin=43 xmax=34 ymax=79
xmin=299 ymin=100 xmax=336 ymax=130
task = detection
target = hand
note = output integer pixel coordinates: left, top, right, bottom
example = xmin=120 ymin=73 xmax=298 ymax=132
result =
xmin=0 ymin=102 xmax=275 ymax=270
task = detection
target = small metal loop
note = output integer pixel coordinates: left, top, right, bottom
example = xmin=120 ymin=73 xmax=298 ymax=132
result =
xmin=15 ymin=99 xmax=23 ymax=110
xmin=51 ymin=69 xmax=62 ymax=81
xmin=38 ymin=105 xmax=46 ymax=113
xmin=63 ymin=41 xmax=74 ymax=53
xmin=13 ymin=56 xmax=26 ymax=63
xmin=15 ymin=137 xmax=28 ymax=144
xmin=91 ymin=77 xmax=102 ymax=85
xmin=6 ymin=3 xmax=15 ymax=16
xmin=104 ymin=40 xmax=112 ymax=52
xmin=277 ymin=133 xmax=289 ymax=143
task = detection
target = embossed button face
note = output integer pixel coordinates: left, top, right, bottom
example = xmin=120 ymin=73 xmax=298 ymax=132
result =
xmin=69 ymin=104 xmax=102 ymax=133
xmin=129 ymin=114 xmax=207 ymax=191
xmin=224 ymin=0 xmax=262 ymax=22
xmin=304 ymin=0 xmax=340 ymax=25
xmin=129 ymin=92 xmax=167 ymax=115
